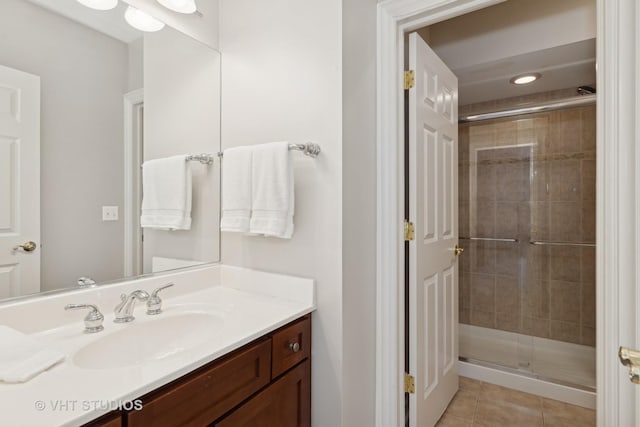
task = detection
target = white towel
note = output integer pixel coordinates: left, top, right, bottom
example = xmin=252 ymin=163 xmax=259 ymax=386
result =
xmin=250 ymin=142 xmax=294 ymax=238
xmin=220 ymin=146 xmax=253 ymax=233
xmin=0 ymin=326 xmax=65 ymax=383
xmin=141 ymin=155 xmax=192 ymax=230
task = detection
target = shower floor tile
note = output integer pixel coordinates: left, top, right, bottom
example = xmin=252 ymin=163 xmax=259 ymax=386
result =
xmin=436 ymin=378 xmax=596 ymax=427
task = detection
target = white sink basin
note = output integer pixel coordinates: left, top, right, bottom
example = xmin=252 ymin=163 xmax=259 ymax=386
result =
xmin=73 ymin=312 xmax=224 ymax=369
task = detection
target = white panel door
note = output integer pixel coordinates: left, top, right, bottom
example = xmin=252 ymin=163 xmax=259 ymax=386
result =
xmin=0 ymin=64 xmax=40 ymax=298
xmin=408 ymin=32 xmax=459 ymax=427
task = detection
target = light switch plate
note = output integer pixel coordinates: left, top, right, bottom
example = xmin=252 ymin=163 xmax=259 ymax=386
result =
xmin=102 ymin=206 xmax=119 ymax=221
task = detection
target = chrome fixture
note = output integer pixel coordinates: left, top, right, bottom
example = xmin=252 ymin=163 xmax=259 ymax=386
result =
xmin=217 ymin=142 xmax=322 ymax=159
xmin=77 ymin=277 xmax=97 ymax=287
xmin=65 ymin=304 xmax=104 ymax=333
xmin=114 ymin=290 xmax=150 ymax=323
xmin=186 ymin=154 xmax=215 ymax=165
xmin=147 ymin=283 xmax=175 ymax=315
xmin=530 ymin=240 xmax=596 ymax=247
xmin=459 ymin=95 xmax=596 ymax=123
xmin=577 ymin=85 xmax=596 ymax=95
xmin=459 ymin=237 xmax=519 ymax=243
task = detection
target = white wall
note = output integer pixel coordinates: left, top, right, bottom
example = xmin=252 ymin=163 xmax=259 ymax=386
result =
xmin=0 ymin=0 xmax=128 ymax=291
xmin=127 ymin=37 xmax=144 ymax=92
xmin=122 ymin=0 xmax=219 ymax=50
xmin=143 ymin=27 xmax=221 ymax=271
xmin=342 ymin=0 xmax=378 ymax=426
xmin=219 ymin=0 xmax=344 ymax=425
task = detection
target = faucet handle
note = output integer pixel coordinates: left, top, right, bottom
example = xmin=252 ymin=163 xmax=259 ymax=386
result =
xmin=147 ymin=283 xmax=175 ymax=315
xmin=65 ymin=304 xmax=104 ymax=333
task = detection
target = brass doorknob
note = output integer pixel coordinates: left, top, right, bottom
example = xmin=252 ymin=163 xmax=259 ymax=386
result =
xmin=13 ymin=241 xmax=37 ymax=252
xmin=454 ymin=244 xmax=464 ymax=256
xmin=619 ymin=346 xmax=640 ymax=384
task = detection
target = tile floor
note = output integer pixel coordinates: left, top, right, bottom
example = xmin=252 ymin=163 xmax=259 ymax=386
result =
xmin=436 ymin=377 xmax=596 ymax=427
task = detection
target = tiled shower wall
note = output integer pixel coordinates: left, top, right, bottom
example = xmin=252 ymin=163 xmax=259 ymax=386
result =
xmin=459 ymin=100 xmax=596 ymax=347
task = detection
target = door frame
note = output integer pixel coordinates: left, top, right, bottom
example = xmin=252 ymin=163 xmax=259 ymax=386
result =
xmin=123 ymin=89 xmax=144 ymax=277
xmin=375 ymin=1 xmax=640 ymax=426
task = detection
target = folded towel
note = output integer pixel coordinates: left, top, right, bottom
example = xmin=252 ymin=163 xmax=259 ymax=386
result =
xmin=220 ymin=146 xmax=253 ymax=233
xmin=0 ymin=326 xmax=65 ymax=383
xmin=141 ymin=155 xmax=192 ymax=230
xmin=250 ymin=142 xmax=294 ymax=238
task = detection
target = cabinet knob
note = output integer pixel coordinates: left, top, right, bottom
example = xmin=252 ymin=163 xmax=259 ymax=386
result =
xmin=289 ymin=342 xmax=300 ymax=352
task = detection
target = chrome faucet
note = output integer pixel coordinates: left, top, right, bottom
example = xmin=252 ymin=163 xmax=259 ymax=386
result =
xmin=114 ymin=290 xmax=149 ymax=323
xmin=65 ymin=304 xmax=104 ymax=333
xmin=147 ymin=283 xmax=175 ymax=315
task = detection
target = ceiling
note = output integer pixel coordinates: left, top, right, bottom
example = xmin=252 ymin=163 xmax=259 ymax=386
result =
xmin=418 ymin=0 xmax=596 ymax=106
xmin=26 ymin=0 xmax=142 ymax=43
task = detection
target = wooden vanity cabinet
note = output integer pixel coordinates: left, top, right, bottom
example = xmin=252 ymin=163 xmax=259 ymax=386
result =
xmin=85 ymin=315 xmax=311 ymax=427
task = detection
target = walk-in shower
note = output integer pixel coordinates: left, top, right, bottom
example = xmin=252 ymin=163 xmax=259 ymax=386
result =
xmin=458 ymin=89 xmax=596 ymax=391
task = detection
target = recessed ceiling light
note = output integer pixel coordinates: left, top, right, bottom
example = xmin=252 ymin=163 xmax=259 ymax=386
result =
xmin=76 ymin=0 xmax=118 ymax=10
xmin=157 ymin=0 xmax=197 ymax=14
xmin=125 ymin=6 xmax=165 ymax=32
xmin=510 ymin=73 xmax=541 ymax=85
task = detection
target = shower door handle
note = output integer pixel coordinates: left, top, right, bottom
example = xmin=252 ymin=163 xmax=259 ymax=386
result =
xmin=619 ymin=346 xmax=640 ymax=384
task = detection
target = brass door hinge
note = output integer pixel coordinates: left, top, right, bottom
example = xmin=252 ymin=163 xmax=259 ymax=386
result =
xmin=404 ymin=220 xmax=415 ymax=241
xmin=404 ymin=70 xmax=415 ymax=90
xmin=404 ymin=372 xmax=415 ymax=394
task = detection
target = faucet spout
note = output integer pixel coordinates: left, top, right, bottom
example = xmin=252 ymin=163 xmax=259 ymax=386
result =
xmin=114 ymin=290 xmax=150 ymax=323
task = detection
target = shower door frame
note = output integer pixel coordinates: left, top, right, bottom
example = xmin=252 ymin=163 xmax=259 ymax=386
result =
xmin=375 ymin=1 xmax=640 ymax=427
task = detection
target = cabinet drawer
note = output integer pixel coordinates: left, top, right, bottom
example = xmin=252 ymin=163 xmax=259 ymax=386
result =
xmin=214 ymin=359 xmax=311 ymax=427
xmin=128 ymin=339 xmax=271 ymax=427
xmin=83 ymin=412 xmax=122 ymax=427
xmin=271 ymin=316 xmax=311 ymax=378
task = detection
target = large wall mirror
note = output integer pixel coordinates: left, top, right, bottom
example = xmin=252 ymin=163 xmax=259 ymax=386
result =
xmin=0 ymin=0 xmax=221 ymax=301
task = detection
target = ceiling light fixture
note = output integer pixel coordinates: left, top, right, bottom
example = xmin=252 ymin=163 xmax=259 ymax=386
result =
xmin=125 ymin=6 xmax=165 ymax=32
xmin=510 ymin=73 xmax=541 ymax=85
xmin=156 ymin=0 xmax=197 ymax=14
xmin=76 ymin=0 xmax=118 ymax=11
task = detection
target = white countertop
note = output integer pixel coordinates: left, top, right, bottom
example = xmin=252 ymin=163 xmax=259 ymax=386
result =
xmin=0 ymin=265 xmax=315 ymax=427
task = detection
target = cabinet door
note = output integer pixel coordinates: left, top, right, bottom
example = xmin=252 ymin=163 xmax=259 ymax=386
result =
xmin=215 ymin=360 xmax=310 ymax=427
xmin=128 ymin=340 xmax=271 ymax=427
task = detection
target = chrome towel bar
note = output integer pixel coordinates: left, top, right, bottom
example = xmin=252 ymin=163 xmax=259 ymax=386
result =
xmin=459 ymin=237 xmax=519 ymax=242
xmin=217 ymin=142 xmax=321 ymax=158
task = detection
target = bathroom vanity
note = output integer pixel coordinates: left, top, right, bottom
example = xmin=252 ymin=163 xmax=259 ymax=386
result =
xmin=89 ymin=315 xmax=310 ymax=427
xmin=0 ymin=265 xmax=315 ymax=427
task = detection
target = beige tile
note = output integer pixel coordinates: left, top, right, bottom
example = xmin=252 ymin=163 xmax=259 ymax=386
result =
xmin=581 ymin=198 xmax=596 ymax=243
xmin=495 ymin=276 xmax=520 ymax=312
xmin=495 ymin=241 xmax=521 ymax=278
xmin=581 ymin=159 xmax=596 ymax=201
xmin=495 ymin=203 xmax=519 ymax=239
xmin=470 ymin=310 xmax=495 ymax=329
xmin=496 ymin=162 xmax=530 ymax=202
xmin=436 ymin=413 xmax=472 ymax=427
xmin=460 ymin=270 xmax=471 ymax=310
xmin=580 ymin=247 xmax=595 ymax=283
xmin=581 ymin=326 xmax=596 ymax=347
xmin=548 ymin=159 xmax=581 ymax=202
xmin=522 ymin=316 xmax=550 ymax=339
xmin=459 ymin=377 xmax=483 ymax=395
xmin=522 ymin=281 xmax=549 ymax=318
xmin=459 ymin=308 xmax=470 ymax=325
xmin=550 ymin=320 xmax=581 ymax=344
xmin=471 ymin=274 xmax=495 ymax=312
xmin=581 ymin=106 xmax=596 ymax=152
xmin=517 ymin=202 xmax=532 ymax=240
xmin=445 ymin=394 xmax=476 ymax=422
xmin=475 ymin=202 xmax=497 ymax=239
xmin=475 ymin=400 xmax=543 ymax=427
xmin=549 ymin=280 xmax=581 ymax=323
xmin=471 ymin=241 xmax=496 ymax=275
xmin=479 ymin=383 xmax=543 ymax=410
xmin=542 ymin=398 xmax=595 ymax=427
xmin=496 ymin=311 xmax=520 ymax=333
xmin=549 ymin=246 xmax=581 ymax=282
xmin=530 ymin=202 xmax=550 ymax=241
xmin=581 ymin=281 xmax=596 ymax=328
xmin=532 ymin=161 xmax=549 ymax=202
xmin=476 ymin=164 xmax=496 ymax=202
xmin=549 ymin=202 xmax=581 ymax=243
